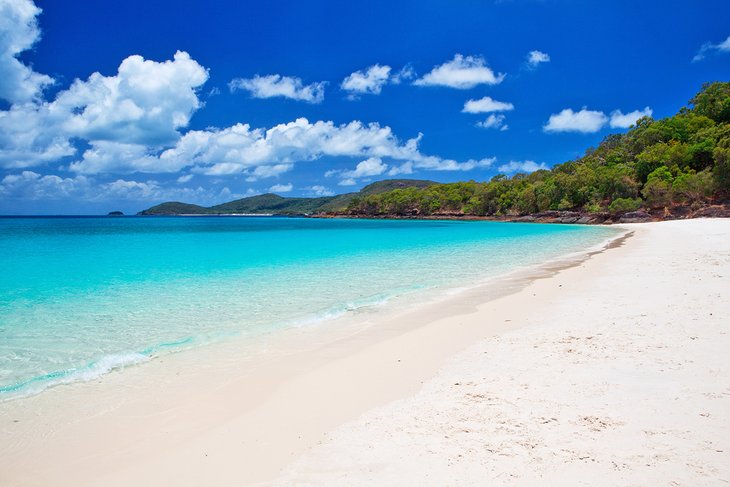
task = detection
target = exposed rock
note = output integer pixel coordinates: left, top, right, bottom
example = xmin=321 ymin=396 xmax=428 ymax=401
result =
xmin=513 ymin=215 xmax=536 ymax=222
xmin=619 ymin=211 xmax=652 ymax=223
xmin=692 ymin=205 xmax=730 ymax=218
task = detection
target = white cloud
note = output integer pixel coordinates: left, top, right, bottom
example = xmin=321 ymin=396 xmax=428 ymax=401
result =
xmin=462 ymin=96 xmax=514 ymax=113
xmin=0 ymin=50 xmax=208 ymax=169
xmin=0 ymin=170 xmax=91 ymax=199
xmin=609 ymin=107 xmax=653 ymax=128
xmin=244 ymin=163 xmax=293 ymax=181
xmin=69 ymin=141 xmax=172 ymax=174
xmin=341 ymin=64 xmax=391 ymax=96
xmin=544 ymin=106 xmax=653 ymax=133
xmin=328 ymin=157 xmax=389 ymax=185
xmin=0 ymin=0 xmax=53 ymax=104
xmin=387 ymin=162 xmax=414 ymax=176
xmin=692 ymin=35 xmax=730 ymax=62
xmin=526 ymin=50 xmax=550 ymax=68
xmin=497 ymin=160 xmax=548 ymax=174
xmin=0 ymin=169 xmax=232 ymax=205
xmin=338 ymin=178 xmax=356 ymax=186
xmin=176 ymin=174 xmax=193 ymax=183
xmin=543 ymin=107 xmax=608 ymax=133
xmin=476 ymin=114 xmax=508 ymax=131
xmin=340 ymin=64 xmax=415 ymax=98
xmin=345 ymin=157 xmax=388 ymax=177
xmin=414 ymin=54 xmax=504 ymax=89
xmin=57 ymin=51 xmax=209 ymax=146
xmin=306 ymin=185 xmax=334 ymax=197
xmin=0 ymin=103 xmax=76 ymax=167
xmin=269 ymin=183 xmax=293 ymax=193
xmin=391 ymin=65 xmax=415 ymax=84
xmin=229 ymin=74 xmax=325 ymax=103
xmin=160 ymin=118 xmax=492 ymax=176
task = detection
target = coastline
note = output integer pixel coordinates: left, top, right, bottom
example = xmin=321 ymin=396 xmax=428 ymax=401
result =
xmin=1 ymin=219 xmax=728 ymax=486
xmin=274 ymin=218 xmax=730 ymax=486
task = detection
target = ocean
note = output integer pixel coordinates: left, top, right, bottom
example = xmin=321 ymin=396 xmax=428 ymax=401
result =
xmin=0 ymin=216 xmax=618 ymax=399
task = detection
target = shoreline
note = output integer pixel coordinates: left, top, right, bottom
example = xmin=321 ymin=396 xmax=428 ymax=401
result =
xmin=275 ymin=218 xmax=730 ymax=485
xmin=0 ymin=221 xmax=620 ymax=404
xmin=0 ymin=224 xmax=628 ymax=486
xmin=1 ymin=219 xmax=727 ymax=486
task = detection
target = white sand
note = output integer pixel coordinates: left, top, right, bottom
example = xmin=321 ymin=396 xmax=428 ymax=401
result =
xmin=272 ymin=219 xmax=730 ymax=486
xmin=0 ymin=219 xmax=728 ymax=486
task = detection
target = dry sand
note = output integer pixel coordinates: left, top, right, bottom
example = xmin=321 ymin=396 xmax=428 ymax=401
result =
xmin=0 ymin=218 xmax=728 ymax=486
xmin=273 ymin=218 xmax=730 ymax=486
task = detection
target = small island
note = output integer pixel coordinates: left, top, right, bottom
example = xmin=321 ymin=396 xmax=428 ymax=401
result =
xmin=107 ymin=211 xmax=124 ymax=216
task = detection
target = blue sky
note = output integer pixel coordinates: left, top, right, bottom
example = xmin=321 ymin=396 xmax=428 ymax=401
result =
xmin=1 ymin=0 xmax=728 ymax=214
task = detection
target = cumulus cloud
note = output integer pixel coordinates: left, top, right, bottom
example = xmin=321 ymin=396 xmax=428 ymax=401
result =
xmin=0 ymin=103 xmax=76 ymax=167
xmin=326 ymin=157 xmax=389 ymax=186
xmin=609 ymin=107 xmax=653 ymax=128
xmin=341 ymin=64 xmax=391 ymax=97
xmin=544 ymin=105 xmax=654 ymax=133
xmin=269 ymin=183 xmax=293 ymax=193
xmin=526 ymin=50 xmax=550 ymax=68
xmin=387 ymin=162 xmax=414 ymax=176
xmin=160 ymin=117 xmax=495 ymax=178
xmin=692 ymin=35 xmax=730 ymax=62
xmin=345 ymin=157 xmax=388 ymax=178
xmin=57 ymin=51 xmax=208 ymax=145
xmin=497 ymin=160 xmax=548 ymax=174
xmin=229 ymin=74 xmax=325 ymax=103
xmin=462 ymin=96 xmax=514 ymax=114
xmin=340 ymin=64 xmax=415 ymax=98
xmin=0 ymin=170 xmax=91 ymax=199
xmin=476 ymin=114 xmax=508 ymax=131
xmin=306 ymin=185 xmax=334 ymax=197
xmin=0 ymin=0 xmax=53 ymax=104
xmin=414 ymin=54 xmax=504 ymax=89
xmin=0 ymin=51 xmax=208 ymax=169
xmin=69 ymin=141 xmax=171 ymax=174
xmin=543 ymin=108 xmax=608 ymax=133
xmin=0 ymin=169 xmax=236 ymax=206
xmin=244 ymin=164 xmax=293 ymax=181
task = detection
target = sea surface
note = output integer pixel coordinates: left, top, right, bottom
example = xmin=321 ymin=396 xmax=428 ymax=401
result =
xmin=0 ymin=216 xmax=618 ymax=399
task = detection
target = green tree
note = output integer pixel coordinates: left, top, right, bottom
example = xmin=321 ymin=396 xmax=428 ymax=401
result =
xmin=690 ymin=82 xmax=730 ymax=123
xmin=641 ymin=166 xmax=673 ymax=208
xmin=673 ymin=170 xmax=714 ymax=204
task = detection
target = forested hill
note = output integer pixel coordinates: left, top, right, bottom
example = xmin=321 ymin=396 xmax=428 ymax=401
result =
xmin=343 ymin=82 xmax=730 ymax=220
xmin=138 ymin=179 xmax=436 ymax=215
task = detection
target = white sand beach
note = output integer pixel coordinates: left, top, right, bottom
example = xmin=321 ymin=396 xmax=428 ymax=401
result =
xmin=274 ymin=218 xmax=730 ymax=486
xmin=1 ymin=218 xmax=728 ymax=486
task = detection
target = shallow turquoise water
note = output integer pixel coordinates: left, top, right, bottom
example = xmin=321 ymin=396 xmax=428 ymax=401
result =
xmin=0 ymin=216 xmax=617 ymax=399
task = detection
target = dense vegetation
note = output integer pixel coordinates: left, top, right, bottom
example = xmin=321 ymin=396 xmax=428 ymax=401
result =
xmin=139 ymin=179 xmax=436 ymax=215
xmin=345 ymin=82 xmax=730 ymax=217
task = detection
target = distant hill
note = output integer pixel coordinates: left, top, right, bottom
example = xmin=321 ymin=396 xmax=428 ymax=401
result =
xmin=138 ymin=179 xmax=437 ymax=215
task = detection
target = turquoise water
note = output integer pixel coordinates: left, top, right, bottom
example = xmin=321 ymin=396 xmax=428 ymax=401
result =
xmin=0 ymin=216 xmax=617 ymax=399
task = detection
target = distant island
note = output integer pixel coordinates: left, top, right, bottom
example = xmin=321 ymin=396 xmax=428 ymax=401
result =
xmin=140 ymin=82 xmax=730 ymax=223
xmin=138 ymin=179 xmax=436 ymax=216
xmin=107 ymin=211 xmax=124 ymax=216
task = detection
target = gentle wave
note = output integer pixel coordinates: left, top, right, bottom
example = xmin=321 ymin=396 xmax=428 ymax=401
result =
xmin=0 ymin=337 xmax=199 ymax=400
